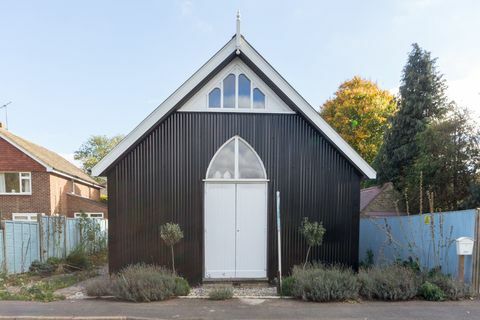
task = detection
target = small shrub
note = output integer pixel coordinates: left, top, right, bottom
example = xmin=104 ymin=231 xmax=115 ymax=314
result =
xmin=29 ymin=260 xmax=56 ymax=275
xmin=160 ymin=223 xmax=184 ymax=273
xmin=291 ymin=264 xmax=358 ymax=302
xmin=427 ymin=273 xmax=472 ymax=300
xmin=359 ymin=249 xmax=374 ymax=269
xmin=85 ymin=277 xmax=115 ymax=297
xmin=174 ymin=277 xmax=190 ymax=296
xmin=46 ymin=257 xmax=62 ymax=266
xmin=208 ymin=286 xmax=234 ymax=300
xmin=112 ymin=264 xmax=177 ymax=302
xmin=66 ymin=246 xmax=91 ymax=270
xmin=419 ymin=281 xmax=445 ymax=301
xmin=397 ymin=257 xmax=421 ymax=273
xmin=358 ymin=265 xmax=419 ymax=301
xmin=299 ymin=218 xmax=326 ymax=268
xmin=281 ymin=276 xmax=295 ymax=296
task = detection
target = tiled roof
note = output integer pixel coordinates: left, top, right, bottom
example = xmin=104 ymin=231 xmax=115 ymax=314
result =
xmin=0 ymin=127 xmax=100 ymax=186
xmin=360 ymin=185 xmax=384 ymax=211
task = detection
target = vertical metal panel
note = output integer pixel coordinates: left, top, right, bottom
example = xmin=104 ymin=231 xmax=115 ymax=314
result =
xmin=360 ymin=209 xmax=477 ymax=283
xmin=107 ymin=112 xmax=362 ymax=283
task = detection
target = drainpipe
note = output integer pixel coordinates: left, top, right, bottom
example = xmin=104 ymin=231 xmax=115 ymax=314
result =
xmin=276 ymin=191 xmax=282 ymax=292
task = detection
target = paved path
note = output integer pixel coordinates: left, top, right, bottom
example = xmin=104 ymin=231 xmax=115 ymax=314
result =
xmin=0 ymin=298 xmax=479 ymax=320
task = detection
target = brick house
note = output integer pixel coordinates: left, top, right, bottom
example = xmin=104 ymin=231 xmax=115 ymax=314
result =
xmin=0 ymin=126 xmax=107 ymax=220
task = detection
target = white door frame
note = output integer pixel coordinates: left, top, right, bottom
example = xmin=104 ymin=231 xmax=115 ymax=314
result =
xmin=203 ymin=136 xmax=268 ymax=280
xmin=203 ymin=180 xmax=268 ymax=280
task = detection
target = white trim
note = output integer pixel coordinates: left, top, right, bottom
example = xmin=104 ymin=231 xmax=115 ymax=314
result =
xmin=74 ymin=212 xmax=104 ymax=219
xmin=0 ymin=171 xmax=32 ymax=195
xmin=240 ymin=41 xmax=376 ymax=179
xmin=92 ymin=38 xmax=238 ymax=176
xmin=91 ymin=36 xmax=376 ymax=179
xmin=12 ymin=212 xmax=41 ymax=221
xmin=180 ymin=60 xmax=293 ymax=113
xmin=0 ymin=132 xmax=103 ymax=188
xmin=205 ymin=136 xmax=267 ymax=181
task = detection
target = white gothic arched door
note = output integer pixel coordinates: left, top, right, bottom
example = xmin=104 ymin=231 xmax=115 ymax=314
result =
xmin=204 ymin=136 xmax=268 ymax=279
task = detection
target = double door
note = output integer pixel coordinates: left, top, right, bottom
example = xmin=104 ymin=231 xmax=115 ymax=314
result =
xmin=204 ymin=182 xmax=267 ymax=279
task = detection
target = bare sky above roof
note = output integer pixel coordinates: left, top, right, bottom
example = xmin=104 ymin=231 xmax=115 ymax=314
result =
xmin=1 ymin=0 xmax=478 ymax=158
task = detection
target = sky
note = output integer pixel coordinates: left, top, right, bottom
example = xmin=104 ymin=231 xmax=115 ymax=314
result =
xmin=1 ymin=0 xmax=479 ymax=164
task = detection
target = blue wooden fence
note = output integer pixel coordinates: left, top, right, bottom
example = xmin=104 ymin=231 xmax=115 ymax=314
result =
xmin=360 ymin=209 xmax=478 ymax=284
xmin=0 ymin=216 xmax=107 ymax=274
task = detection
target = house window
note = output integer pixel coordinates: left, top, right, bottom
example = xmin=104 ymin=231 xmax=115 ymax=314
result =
xmin=208 ymin=73 xmax=266 ymax=110
xmin=12 ymin=213 xmax=40 ymax=221
xmin=0 ymin=172 xmax=31 ymax=194
xmin=206 ymin=136 xmax=266 ymax=180
xmin=74 ymin=212 xmax=104 ymax=219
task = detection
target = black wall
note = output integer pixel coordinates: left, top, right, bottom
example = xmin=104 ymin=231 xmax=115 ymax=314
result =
xmin=107 ymin=112 xmax=362 ymax=283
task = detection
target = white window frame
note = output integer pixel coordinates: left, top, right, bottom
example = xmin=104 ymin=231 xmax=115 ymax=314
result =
xmin=207 ymin=66 xmax=267 ymax=110
xmin=74 ymin=212 xmax=104 ymax=219
xmin=205 ymin=136 xmax=268 ymax=182
xmin=12 ymin=213 xmax=41 ymax=221
xmin=0 ymin=172 xmax=32 ymax=195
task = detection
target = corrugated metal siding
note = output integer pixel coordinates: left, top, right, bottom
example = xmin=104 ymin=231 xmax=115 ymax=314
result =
xmin=107 ymin=112 xmax=361 ymax=283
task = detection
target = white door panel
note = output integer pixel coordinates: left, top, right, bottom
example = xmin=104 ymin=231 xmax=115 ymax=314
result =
xmin=204 ymin=183 xmax=236 ymax=279
xmin=235 ymin=183 xmax=267 ymax=278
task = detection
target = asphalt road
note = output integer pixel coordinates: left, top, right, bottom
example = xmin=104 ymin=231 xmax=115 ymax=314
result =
xmin=0 ymin=298 xmax=479 ymax=320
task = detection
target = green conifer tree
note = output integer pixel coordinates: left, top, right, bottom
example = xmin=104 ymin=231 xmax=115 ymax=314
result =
xmin=375 ymin=43 xmax=448 ymax=190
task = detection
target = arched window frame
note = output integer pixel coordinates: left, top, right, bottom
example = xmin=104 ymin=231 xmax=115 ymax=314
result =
xmin=205 ymin=136 xmax=268 ymax=182
xmin=207 ymin=67 xmax=267 ymax=110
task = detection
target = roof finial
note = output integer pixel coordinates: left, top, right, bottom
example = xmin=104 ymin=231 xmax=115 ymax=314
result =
xmin=235 ymin=10 xmax=241 ymax=55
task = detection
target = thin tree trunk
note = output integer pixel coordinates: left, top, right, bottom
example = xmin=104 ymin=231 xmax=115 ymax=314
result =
xmin=171 ymin=245 xmax=175 ymax=274
xmin=303 ymin=246 xmax=311 ymax=269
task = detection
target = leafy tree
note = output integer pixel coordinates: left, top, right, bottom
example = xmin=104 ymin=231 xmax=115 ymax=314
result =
xmin=160 ymin=223 xmax=184 ymax=273
xmin=408 ymin=105 xmax=480 ymax=211
xmin=299 ymin=218 xmax=326 ymax=269
xmin=321 ymin=76 xmax=397 ymax=164
xmin=376 ymin=43 xmax=448 ymax=189
xmin=74 ymin=134 xmax=124 ymax=177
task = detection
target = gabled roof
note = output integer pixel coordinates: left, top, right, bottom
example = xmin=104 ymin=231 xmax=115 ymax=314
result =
xmin=92 ymin=34 xmax=376 ymax=179
xmin=360 ymin=185 xmax=386 ymax=211
xmin=0 ymin=127 xmax=102 ymax=187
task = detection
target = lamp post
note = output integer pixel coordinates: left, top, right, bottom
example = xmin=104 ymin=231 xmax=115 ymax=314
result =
xmin=0 ymin=101 xmax=12 ymax=129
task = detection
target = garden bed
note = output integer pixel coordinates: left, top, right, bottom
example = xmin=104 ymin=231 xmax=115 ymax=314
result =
xmin=1 ymin=245 xmax=108 ymax=302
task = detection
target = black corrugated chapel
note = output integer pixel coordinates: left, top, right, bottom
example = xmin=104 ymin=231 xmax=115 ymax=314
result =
xmin=93 ymin=31 xmax=376 ymax=284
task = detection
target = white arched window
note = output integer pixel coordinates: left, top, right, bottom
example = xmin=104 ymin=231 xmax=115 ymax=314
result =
xmin=206 ymin=136 xmax=267 ymax=180
xmin=208 ymin=73 xmax=266 ymax=110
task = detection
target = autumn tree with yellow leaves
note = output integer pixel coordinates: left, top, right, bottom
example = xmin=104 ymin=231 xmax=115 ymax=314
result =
xmin=320 ymin=77 xmax=397 ymax=164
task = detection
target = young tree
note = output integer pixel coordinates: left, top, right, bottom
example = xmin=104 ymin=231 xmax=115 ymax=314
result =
xmin=160 ymin=222 xmax=184 ymax=273
xmin=376 ymin=44 xmax=448 ymax=189
xmin=299 ymin=218 xmax=326 ymax=269
xmin=409 ymin=105 xmax=480 ymax=211
xmin=321 ymin=76 xmax=397 ymax=164
xmin=74 ymin=134 xmax=124 ymax=175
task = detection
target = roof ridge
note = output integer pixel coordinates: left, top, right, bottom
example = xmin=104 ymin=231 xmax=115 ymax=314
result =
xmin=0 ymin=128 xmax=100 ymax=186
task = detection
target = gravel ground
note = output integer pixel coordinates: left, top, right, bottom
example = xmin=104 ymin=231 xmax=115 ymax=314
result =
xmin=54 ymin=266 xmax=108 ymax=299
xmin=188 ymin=285 xmax=278 ymax=297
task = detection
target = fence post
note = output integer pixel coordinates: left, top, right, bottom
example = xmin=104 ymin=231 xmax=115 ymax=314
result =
xmin=473 ymin=209 xmax=480 ymax=293
xmin=1 ymin=221 xmax=7 ymax=273
xmin=38 ymin=214 xmax=45 ymax=262
xmin=63 ymin=216 xmax=68 ymax=258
